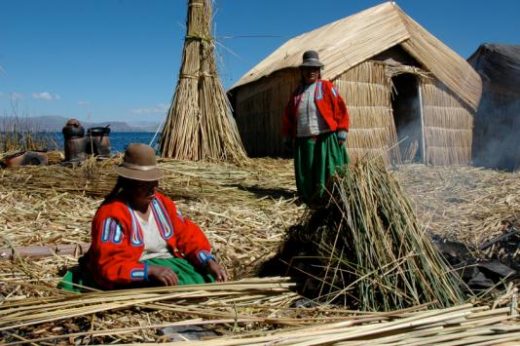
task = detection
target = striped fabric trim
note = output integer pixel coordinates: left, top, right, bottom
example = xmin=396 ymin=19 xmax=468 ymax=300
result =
xmin=331 ymin=86 xmax=338 ymax=97
xmin=127 ymin=207 xmax=144 ymax=246
xmin=130 ymin=267 xmax=146 ymax=281
xmin=101 ymin=218 xmax=123 ymax=244
xmin=176 ymin=210 xmax=184 ymax=222
xmin=151 ymin=198 xmax=174 ymax=239
xmin=101 ymin=218 xmax=112 ymax=243
xmin=316 ymin=81 xmax=323 ymax=100
xmin=197 ymin=250 xmax=215 ymax=266
xmin=113 ymin=223 xmax=123 ymax=244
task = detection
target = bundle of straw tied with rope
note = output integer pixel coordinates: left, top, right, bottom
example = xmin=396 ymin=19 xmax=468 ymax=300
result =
xmin=2 ymin=0 xmax=520 ymax=344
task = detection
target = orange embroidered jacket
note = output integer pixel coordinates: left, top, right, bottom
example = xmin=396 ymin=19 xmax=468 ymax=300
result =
xmin=282 ymin=80 xmax=349 ymax=138
xmin=84 ymin=192 xmax=213 ymax=289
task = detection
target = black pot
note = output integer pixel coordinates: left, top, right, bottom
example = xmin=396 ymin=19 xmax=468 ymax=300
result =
xmin=87 ymin=127 xmax=111 ymax=136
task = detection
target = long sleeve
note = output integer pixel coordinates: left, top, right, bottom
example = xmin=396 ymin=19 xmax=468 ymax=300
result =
xmin=157 ymin=194 xmax=214 ymax=268
xmin=326 ymin=81 xmax=349 ymax=131
xmin=89 ymin=206 xmax=147 ymax=288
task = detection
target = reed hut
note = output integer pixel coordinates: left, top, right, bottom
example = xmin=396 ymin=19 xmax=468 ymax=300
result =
xmin=228 ymin=2 xmax=482 ymax=165
xmin=468 ymin=44 xmax=520 ymax=171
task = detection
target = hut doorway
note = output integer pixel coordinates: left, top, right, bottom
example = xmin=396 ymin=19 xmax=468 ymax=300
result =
xmin=391 ymin=74 xmax=424 ymax=163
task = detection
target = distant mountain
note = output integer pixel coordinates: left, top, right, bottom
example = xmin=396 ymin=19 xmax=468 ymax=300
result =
xmin=0 ymin=115 xmax=160 ymax=132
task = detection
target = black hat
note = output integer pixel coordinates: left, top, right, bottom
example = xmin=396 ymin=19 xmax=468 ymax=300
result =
xmin=299 ymin=50 xmax=324 ymax=68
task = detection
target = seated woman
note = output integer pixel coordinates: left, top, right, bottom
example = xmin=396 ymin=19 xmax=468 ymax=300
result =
xmin=60 ymin=143 xmax=226 ymax=291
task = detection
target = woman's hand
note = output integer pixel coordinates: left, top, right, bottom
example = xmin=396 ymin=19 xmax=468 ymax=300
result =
xmin=147 ymin=265 xmax=179 ymax=286
xmin=207 ymin=259 xmax=228 ymax=282
xmin=336 ymin=130 xmax=347 ymax=145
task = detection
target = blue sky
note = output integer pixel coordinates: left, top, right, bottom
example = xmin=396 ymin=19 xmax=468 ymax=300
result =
xmin=0 ymin=0 xmax=518 ymax=124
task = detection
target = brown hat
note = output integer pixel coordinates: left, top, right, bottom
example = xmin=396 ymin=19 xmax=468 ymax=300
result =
xmin=116 ymin=143 xmax=162 ymax=182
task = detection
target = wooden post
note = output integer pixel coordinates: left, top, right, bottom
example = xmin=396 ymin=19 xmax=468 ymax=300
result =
xmin=418 ymin=82 xmax=426 ymax=163
xmin=0 ymin=243 xmax=90 ymax=260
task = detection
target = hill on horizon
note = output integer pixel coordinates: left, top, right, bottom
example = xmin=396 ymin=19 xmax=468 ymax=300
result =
xmin=0 ymin=115 xmax=160 ymax=132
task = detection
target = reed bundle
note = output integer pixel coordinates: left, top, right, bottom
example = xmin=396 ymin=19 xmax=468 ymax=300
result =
xmin=281 ymin=158 xmax=465 ymax=311
xmin=160 ymin=0 xmax=247 ymax=162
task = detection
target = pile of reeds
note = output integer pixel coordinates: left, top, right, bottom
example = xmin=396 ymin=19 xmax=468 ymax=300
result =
xmin=0 ymin=277 xmax=300 ymax=344
xmin=394 ymin=164 xmax=520 ymax=250
xmin=275 ymin=158 xmax=466 ymax=311
xmin=3 ymin=156 xmax=520 ymax=343
xmin=177 ymin=303 xmax=520 ymax=345
xmin=160 ymin=0 xmax=247 ymax=162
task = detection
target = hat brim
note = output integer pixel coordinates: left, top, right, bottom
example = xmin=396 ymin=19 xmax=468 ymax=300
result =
xmin=299 ymin=62 xmax=324 ymax=68
xmin=116 ymin=165 xmax=162 ymax=182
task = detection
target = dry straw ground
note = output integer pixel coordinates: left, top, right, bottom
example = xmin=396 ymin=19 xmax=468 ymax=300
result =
xmin=1 ymin=156 xmax=519 ymax=344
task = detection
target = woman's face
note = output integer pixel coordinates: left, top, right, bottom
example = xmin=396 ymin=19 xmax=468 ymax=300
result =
xmin=301 ymin=67 xmax=320 ymax=84
xmin=127 ymin=180 xmax=158 ymax=211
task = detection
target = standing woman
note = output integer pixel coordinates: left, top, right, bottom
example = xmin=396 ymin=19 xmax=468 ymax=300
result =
xmin=282 ymin=50 xmax=350 ymax=205
xmin=60 ymin=143 xmax=227 ymax=291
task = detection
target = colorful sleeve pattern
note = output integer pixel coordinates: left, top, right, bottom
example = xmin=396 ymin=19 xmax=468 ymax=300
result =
xmin=89 ymin=206 xmax=148 ymax=289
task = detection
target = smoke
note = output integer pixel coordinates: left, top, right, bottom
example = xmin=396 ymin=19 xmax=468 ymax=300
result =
xmin=395 ymin=102 xmax=422 ymax=163
xmin=472 ymin=93 xmax=520 ymax=171
xmin=391 ymin=75 xmax=423 ymax=163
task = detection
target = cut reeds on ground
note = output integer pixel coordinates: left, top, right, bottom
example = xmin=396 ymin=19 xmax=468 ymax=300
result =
xmin=160 ymin=0 xmax=247 ymax=162
xmin=2 ymin=156 xmax=520 ymax=343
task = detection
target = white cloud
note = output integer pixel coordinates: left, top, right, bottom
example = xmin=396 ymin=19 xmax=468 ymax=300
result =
xmin=32 ymin=91 xmax=60 ymax=101
xmin=130 ymin=103 xmax=170 ymax=115
xmin=10 ymin=92 xmax=23 ymax=101
xmin=78 ymin=100 xmax=90 ymax=106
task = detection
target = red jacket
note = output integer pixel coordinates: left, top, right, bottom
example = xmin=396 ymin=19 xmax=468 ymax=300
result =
xmin=282 ymin=80 xmax=349 ymax=138
xmin=84 ymin=192 xmax=213 ymax=289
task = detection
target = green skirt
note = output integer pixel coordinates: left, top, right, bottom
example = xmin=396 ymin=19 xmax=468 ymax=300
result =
xmin=58 ymin=257 xmax=214 ymax=293
xmin=294 ymin=132 xmax=349 ymax=204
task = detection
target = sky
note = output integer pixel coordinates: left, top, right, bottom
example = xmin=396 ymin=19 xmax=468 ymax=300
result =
xmin=0 ymin=0 xmax=518 ymax=125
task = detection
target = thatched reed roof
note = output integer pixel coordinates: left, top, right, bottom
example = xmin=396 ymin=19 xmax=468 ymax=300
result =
xmin=231 ymin=2 xmax=481 ymax=111
xmin=468 ymin=43 xmax=520 ymax=95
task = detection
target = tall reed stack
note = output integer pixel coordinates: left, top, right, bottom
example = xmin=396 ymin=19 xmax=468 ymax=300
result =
xmin=160 ymin=0 xmax=247 ymax=162
xmin=282 ymin=158 xmax=467 ymax=311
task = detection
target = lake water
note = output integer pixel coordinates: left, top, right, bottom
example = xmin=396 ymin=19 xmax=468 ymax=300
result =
xmin=50 ymin=132 xmax=157 ymax=153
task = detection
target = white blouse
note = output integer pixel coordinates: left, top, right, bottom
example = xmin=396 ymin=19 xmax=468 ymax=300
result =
xmin=136 ymin=210 xmax=173 ymax=261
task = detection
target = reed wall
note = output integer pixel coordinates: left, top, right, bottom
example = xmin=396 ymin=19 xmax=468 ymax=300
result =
xmin=233 ymin=70 xmax=300 ymax=156
xmin=421 ymin=79 xmax=474 ymax=165
xmin=334 ymin=61 xmax=399 ymax=163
